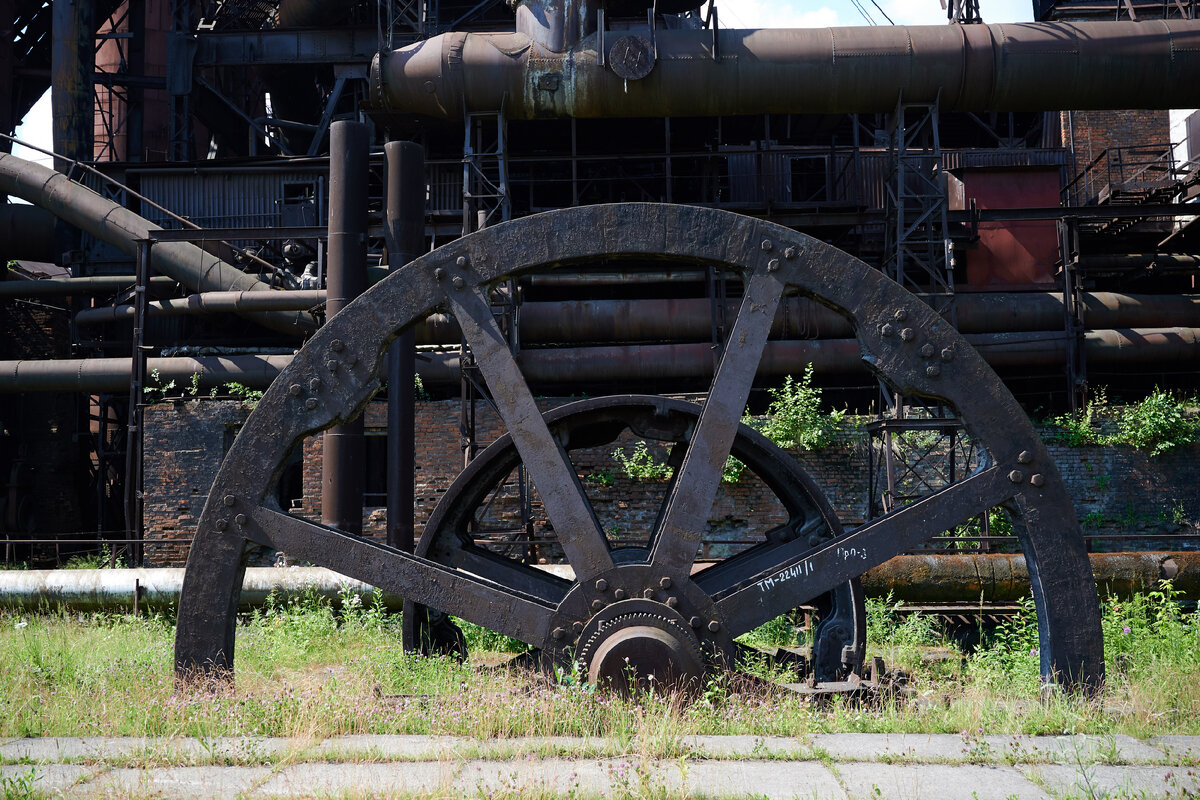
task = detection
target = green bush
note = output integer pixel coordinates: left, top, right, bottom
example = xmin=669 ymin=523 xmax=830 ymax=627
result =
xmin=613 ymin=441 xmax=673 ymax=481
xmin=756 ymin=364 xmax=845 ymax=451
xmin=1114 ymin=388 xmax=1199 ymax=456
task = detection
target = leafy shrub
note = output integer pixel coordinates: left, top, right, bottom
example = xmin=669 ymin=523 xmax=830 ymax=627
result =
xmin=1046 ymin=387 xmax=1106 ymax=447
xmin=613 ymin=441 xmax=673 ymax=481
xmin=756 ymin=364 xmax=845 ymax=451
xmin=1114 ymin=388 xmax=1199 ymax=456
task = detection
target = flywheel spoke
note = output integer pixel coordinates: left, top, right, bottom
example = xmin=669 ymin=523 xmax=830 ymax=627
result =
xmin=712 ymin=464 xmax=1017 ymax=637
xmin=447 ymin=285 xmax=615 ymax=582
xmin=650 ymin=268 xmax=784 ymax=576
xmin=246 ymin=506 xmax=556 ymax=645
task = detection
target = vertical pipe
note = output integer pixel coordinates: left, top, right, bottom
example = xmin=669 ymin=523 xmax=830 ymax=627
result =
xmin=384 ymin=140 xmax=424 ymax=553
xmin=52 ymin=0 xmax=95 ymax=169
xmin=125 ymin=239 xmax=153 ymax=566
xmin=321 ymin=121 xmax=369 ymax=534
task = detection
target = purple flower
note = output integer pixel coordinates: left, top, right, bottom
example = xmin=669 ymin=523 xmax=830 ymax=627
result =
xmin=1122 ymin=626 xmax=1131 ymax=634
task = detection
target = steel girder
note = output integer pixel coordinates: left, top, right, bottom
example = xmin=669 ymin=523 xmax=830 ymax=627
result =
xmin=174 ymin=203 xmax=1104 ymax=692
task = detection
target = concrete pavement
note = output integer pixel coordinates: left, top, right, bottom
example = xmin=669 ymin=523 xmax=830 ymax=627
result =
xmin=1 ymin=734 xmax=1197 ymax=798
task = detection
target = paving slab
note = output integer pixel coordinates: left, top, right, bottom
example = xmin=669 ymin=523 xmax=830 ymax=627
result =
xmin=1021 ymin=764 xmax=1200 ymax=798
xmin=257 ymin=761 xmax=458 ymax=797
xmin=1149 ymin=736 xmax=1200 ymax=761
xmin=310 ymin=734 xmax=468 ymax=760
xmin=0 ymin=763 xmax=99 ymax=796
xmin=681 ymin=735 xmax=810 ymax=758
xmin=1037 ymin=734 xmax=1166 ymax=765
xmin=810 ymin=734 xmax=976 ymax=763
xmin=834 ymin=763 xmax=1050 ymax=800
xmin=0 ymin=737 xmax=158 ymax=763
xmin=684 ymin=760 xmax=847 ymax=800
xmin=459 ymin=757 xmax=628 ymax=796
xmin=76 ymin=766 xmax=272 ymax=799
xmin=512 ymin=736 xmax=621 ymax=756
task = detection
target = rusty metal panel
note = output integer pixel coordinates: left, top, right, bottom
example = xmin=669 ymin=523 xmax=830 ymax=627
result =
xmin=952 ymin=167 xmax=1061 ymax=286
xmin=135 ymin=168 xmax=328 ymax=230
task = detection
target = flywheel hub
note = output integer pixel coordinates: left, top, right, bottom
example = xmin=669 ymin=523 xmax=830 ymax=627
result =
xmin=576 ymin=599 xmax=707 ymax=695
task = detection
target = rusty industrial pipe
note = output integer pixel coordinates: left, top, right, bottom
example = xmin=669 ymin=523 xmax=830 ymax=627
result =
xmin=0 ymin=153 xmax=315 ymax=336
xmin=322 ymin=121 xmax=370 ymax=535
xmin=2 ymin=327 xmax=1198 ymax=393
xmin=862 ymin=552 xmax=1200 ymax=602
xmin=72 ymin=290 xmax=328 ymax=325
xmin=372 ymin=20 xmax=1200 ymax=120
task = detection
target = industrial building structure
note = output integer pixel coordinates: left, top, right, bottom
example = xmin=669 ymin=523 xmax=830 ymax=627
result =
xmin=0 ymin=0 xmax=1197 ymax=690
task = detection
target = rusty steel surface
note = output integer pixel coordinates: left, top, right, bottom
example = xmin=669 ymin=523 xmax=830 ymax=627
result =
xmin=371 ymin=21 xmax=1200 ymax=120
xmin=174 ymin=203 xmax=1103 ymax=692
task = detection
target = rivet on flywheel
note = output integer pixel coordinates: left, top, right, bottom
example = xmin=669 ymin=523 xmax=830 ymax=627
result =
xmin=690 ymin=616 xmax=702 ymax=628
xmin=434 ymin=267 xmax=445 ymax=280
xmin=926 ymin=365 xmax=941 ymax=377
xmin=941 ymin=348 xmax=954 ymax=362
xmin=456 ymin=255 xmax=468 ymax=268
xmin=552 ymin=627 xmax=566 ymax=640
xmin=330 ymin=339 xmax=344 ymax=352
xmin=288 ymin=384 xmax=301 ymax=396
xmin=215 ymin=519 xmax=228 ymax=531
xmin=784 ymin=246 xmax=797 ymax=260
xmin=309 ymin=378 xmax=322 ymax=393
xmin=900 ymin=328 xmax=915 ymax=341
xmin=643 ymin=588 xmax=655 ymax=599
xmin=1030 ymin=473 xmax=1045 ymax=488
xmin=572 ymin=621 xmax=584 ymax=635
xmin=327 ymin=360 xmax=339 ymax=373
xmin=707 ymin=620 xmax=721 ymax=633
xmin=1017 ymin=450 xmax=1033 ymax=464
xmin=881 ymin=323 xmax=895 ymax=337
xmin=595 ymin=579 xmax=608 ymax=591
xmin=1009 ymin=469 xmax=1025 ymax=484
xmin=666 ymin=597 xmax=679 ymax=608
xmin=452 ymin=276 xmax=465 ymax=290
xmin=920 ymin=344 xmax=935 ymax=358
xmin=591 ymin=599 xmax=605 ymax=612
xmin=223 ymin=495 xmax=236 ymax=507
xmin=305 ymin=398 xmax=319 ymax=411
xmin=659 ymin=577 xmax=672 ymax=589
xmin=894 ymin=309 xmax=908 ymax=322
xmin=767 ymin=259 xmax=780 ymax=272
xmin=614 ymin=588 xmax=627 ymax=600
xmin=761 ymin=239 xmax=773 ymax=252
xmin=234 ymin=514 xmax=247 ymax=526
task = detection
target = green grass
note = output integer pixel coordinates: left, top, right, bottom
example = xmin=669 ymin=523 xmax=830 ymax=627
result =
xmin=1 ymin=587 xmax=1197 ymax=742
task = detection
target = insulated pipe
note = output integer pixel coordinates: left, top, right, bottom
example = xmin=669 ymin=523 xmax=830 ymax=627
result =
xmin=1 ymin=327 xmax=1197 ymax=392
xmin=371 ymin=21 xmax=1200 ymax=120
xmin=384 ymin=141 xmax=425 ymax=554
xmin=1 ymin=553 xmax=1193 ymax=611
xmin=322 ymin=121 xmax=370 ymax=535
xmin=73 ymin=290 xmax=328 ymax=325
xmin=861 ymin=552 xmax=1200 ymax=602
xmin=0 ymin=153 xmax=315 ymax=336
xmin=0 ymin=567 xmax=403 ymax=612
xmin=0 ymin=275 xmax=178 ymax=297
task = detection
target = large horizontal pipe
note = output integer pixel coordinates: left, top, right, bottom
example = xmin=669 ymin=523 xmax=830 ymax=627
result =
xmin=2 ymin=553 xmax=1189 ymax=612
xmin=0 ymin=274 xmax=179 ymax=297
xmin=0 ymin=567 xmax=402 ymax=612
xmin=74 ymin=290 xmax=328 ymax=325
xmin=862 ymin=552 xmax=1200 ymax=602
xmin=372 ymin=21 xmax=1200 ymax=120
xmin=0 ymin=153 xmax=314 ymax=336
xmin=71 ymin=291 xmax=1200 ymax=343
xmin=1 ymin=327 xmax=1196 ymax=392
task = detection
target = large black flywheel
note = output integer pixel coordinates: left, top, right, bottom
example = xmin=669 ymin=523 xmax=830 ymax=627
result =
xmin=175 ymin=203 xmax=1103 ymax=694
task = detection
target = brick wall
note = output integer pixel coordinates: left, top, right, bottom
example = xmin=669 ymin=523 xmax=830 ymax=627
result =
xmin=140 ymin=397 xmax=1199 ymax=567
xmin=1060 ymin=109 xmax=1172 ymax=201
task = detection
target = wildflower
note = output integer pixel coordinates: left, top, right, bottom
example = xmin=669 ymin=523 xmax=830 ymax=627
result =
xmin=1122 ymin=626 xmax=1131 ymax=634
xmin=1030 ymin=647 xmax=1038 ymax=656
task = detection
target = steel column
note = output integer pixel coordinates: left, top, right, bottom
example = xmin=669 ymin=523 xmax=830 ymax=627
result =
xmin=385 ymin=140 xmax=425 ymax=553
xmin=321 ymin=121 xmax=370 ymax=534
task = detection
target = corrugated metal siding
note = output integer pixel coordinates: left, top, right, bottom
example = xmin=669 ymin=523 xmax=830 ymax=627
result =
xmin=136 ymin=169 xmax=328 ymax=230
